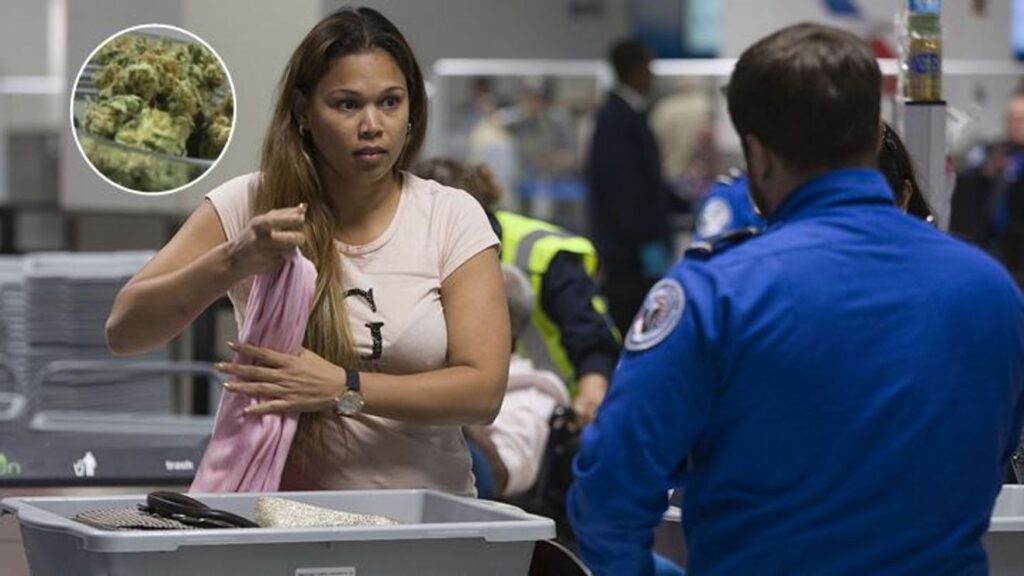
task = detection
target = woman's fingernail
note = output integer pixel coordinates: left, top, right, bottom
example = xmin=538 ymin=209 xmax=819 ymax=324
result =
xmin=226 ymin=341 xmax=238 ymax=349
xmin=215 ymin=362 xmax=226 ymax=370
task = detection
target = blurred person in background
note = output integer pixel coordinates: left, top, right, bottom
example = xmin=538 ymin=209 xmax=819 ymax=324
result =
xmin=505 ymin=77 xmax=577 ymax=182
xmin=585 ymin=39 xmax=684 ymax=334
xmin=690 ymin=121 xmax=933 ymax=246
xmin=414 ymin=158 xmax=619 ymax=429
xmin=504 ymin=77 xmax=580 ymax=222
xmin=449 ymin=77 xmax=499 ymax=160
xmin=465 ymin=81 xmax=520 ymax=205
xmin=650 ymin=77 xmax=717 ymax=204
xmin=463 ymin=263 xmax=571 ymax=498
xmin=690 ymin=170 xmax=762 ymax=245
xmin=951 ymin=82 xmax=1024 ymax=286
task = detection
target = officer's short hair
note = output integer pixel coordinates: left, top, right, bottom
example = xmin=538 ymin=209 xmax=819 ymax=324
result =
xmin=726 ymin=23 xmax=881 ymax=172
xmin=502 ymin=264 xmax=534 ymax=343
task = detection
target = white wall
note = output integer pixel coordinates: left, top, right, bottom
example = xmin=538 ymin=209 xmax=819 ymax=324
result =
xmin=0 ymin=1 xmax=49 ymax=76
xmin=0 ymin=0 xmax=57 ymax=131
xmin=324 ymin=0 xmax=631 ymax=65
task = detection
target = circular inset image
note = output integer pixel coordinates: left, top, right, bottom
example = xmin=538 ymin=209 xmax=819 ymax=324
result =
xmin=71 ymin=24 xmax=236 ymax=195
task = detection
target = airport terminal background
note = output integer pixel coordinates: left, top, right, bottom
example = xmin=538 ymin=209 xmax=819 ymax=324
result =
xmin=1 ymin=1 xmax=1024 ymax=575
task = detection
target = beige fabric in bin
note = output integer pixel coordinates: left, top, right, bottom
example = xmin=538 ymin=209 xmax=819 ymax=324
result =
xmin=254 ymin=497 xmax=400 ymax=528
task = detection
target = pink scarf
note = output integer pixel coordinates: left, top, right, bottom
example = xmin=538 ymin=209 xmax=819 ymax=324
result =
xmin=191 ymin=248 xmax=317 ymax=493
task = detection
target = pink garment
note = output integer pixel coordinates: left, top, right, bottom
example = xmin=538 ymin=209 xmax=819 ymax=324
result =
xmin=191 ymin=248 xmax=317 ymax=493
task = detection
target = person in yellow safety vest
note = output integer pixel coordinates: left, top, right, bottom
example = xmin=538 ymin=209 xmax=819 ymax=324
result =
xmin=414 ymin=158 xmax=621 ymax=426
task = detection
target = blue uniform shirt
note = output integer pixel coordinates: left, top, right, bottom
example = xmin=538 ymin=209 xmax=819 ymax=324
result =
xmin=568 ymin=169 xmax=1024 ymax=575
xmin=692 ymin=174 xmax=764 ymax=243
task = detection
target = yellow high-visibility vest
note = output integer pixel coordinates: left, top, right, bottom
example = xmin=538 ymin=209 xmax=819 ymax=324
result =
xmin=495 ymin=210 xmax=611 ymax=394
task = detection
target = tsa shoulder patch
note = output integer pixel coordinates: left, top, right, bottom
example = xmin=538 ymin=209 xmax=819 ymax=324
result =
xmin=625 ymin=279 xmax=685 ymax=352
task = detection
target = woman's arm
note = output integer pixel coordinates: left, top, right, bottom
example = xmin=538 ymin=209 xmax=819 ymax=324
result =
xmin=363 ymin=246 xmax=510 ymax=424
xmin=541 ymin=252 xmax=619 ymax=426
xmin=221 ymin=247 xmax=511 ymax=426
xmin=106 ymin=201 xmax=305 ymax=355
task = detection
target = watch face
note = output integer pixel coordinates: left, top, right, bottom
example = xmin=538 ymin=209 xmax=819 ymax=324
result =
xmin=336 ymin=391 xmax=364 ymax=417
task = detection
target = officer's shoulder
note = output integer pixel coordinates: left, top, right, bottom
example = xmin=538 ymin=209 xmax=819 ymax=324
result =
xmin=623 ymin=275 xmax=690 ymax=352
xmin=685 ymin=225 xmax=761 ymax=261
xmin=625 ymin=262 xmax=719 ymax=352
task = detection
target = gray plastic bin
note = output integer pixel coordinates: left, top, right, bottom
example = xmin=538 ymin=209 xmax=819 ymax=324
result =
xmin=985 ymin=484 xmax=1024 ymax=575
xmin=653 ymin=485 xmax=1024 ymax=574
xmin=1 ymin=489 xmax=555 ymax=576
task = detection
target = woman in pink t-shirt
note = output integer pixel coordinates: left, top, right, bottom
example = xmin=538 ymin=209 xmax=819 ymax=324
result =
xmin=105 ymin=7 xmax=510 ymax=496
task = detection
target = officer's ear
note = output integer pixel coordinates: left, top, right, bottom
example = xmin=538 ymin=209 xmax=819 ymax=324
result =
xmin=743 ymin=134 xmax=773 ymax=184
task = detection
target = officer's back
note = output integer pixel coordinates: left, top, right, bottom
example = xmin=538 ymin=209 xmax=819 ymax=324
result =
xmin=683 ymin=168 xmax=1024 ymax=574
xmin=567 ymin=23 xmax=1024 ymax=576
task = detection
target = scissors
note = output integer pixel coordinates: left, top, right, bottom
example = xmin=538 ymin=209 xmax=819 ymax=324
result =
xmin=138 ymin=491 xmax=258 ymax=529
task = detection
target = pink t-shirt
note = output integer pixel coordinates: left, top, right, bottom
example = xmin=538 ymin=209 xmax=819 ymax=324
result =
xmin=205 ymin=172 xmax=499 ymax=496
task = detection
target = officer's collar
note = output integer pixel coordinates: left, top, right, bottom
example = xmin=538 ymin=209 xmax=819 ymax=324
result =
xmin=766 ymin=168 xmax=894 ymax=225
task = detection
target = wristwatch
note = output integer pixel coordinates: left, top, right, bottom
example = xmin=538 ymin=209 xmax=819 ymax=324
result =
xmin=334 ymin=369 xmax=364 ymax=417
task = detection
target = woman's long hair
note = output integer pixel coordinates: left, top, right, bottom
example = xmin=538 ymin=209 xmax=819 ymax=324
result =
xmin=878 ymin=122 xmax=933 ymax=222
xmin=254 ymin=6 xmax=427 ymax=450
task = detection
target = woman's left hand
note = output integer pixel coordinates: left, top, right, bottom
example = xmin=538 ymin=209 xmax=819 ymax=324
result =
xmin=216 ymin=342 xmax=347 ymax=415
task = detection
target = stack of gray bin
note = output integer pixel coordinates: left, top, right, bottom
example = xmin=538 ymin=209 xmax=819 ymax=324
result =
xmin=0 ymin=256 xmax=27 ymax=432
xmin=0 ymin=256 xmax=26 ymax=378
xmin=986 ymin=484 xmax=1024 ymax=574
xmin=21 ymin=252 xmax=171 ymax=414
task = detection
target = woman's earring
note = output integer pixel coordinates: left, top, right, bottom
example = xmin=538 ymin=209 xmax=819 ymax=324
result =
xmin=406 ymin=122 xmax=413 ymax=134
xmin=298 ymin=124 xmax=309 ymax=138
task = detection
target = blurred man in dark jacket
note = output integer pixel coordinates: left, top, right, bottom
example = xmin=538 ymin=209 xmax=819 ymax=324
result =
xmin=585 ymin=39 xmax=680 ymax=334
xmin=951 ymin=85 xmax=1024 ymax=286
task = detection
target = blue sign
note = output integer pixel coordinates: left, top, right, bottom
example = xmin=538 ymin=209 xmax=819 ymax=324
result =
xmin=823 ymin=0 xmax=861 ymax=17
xmin=909 ymin=0 xmax=942 ymax=14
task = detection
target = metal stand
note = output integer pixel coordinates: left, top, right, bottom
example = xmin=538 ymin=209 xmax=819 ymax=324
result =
xmin=901 ymin=101 xmax=949 ymax=230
